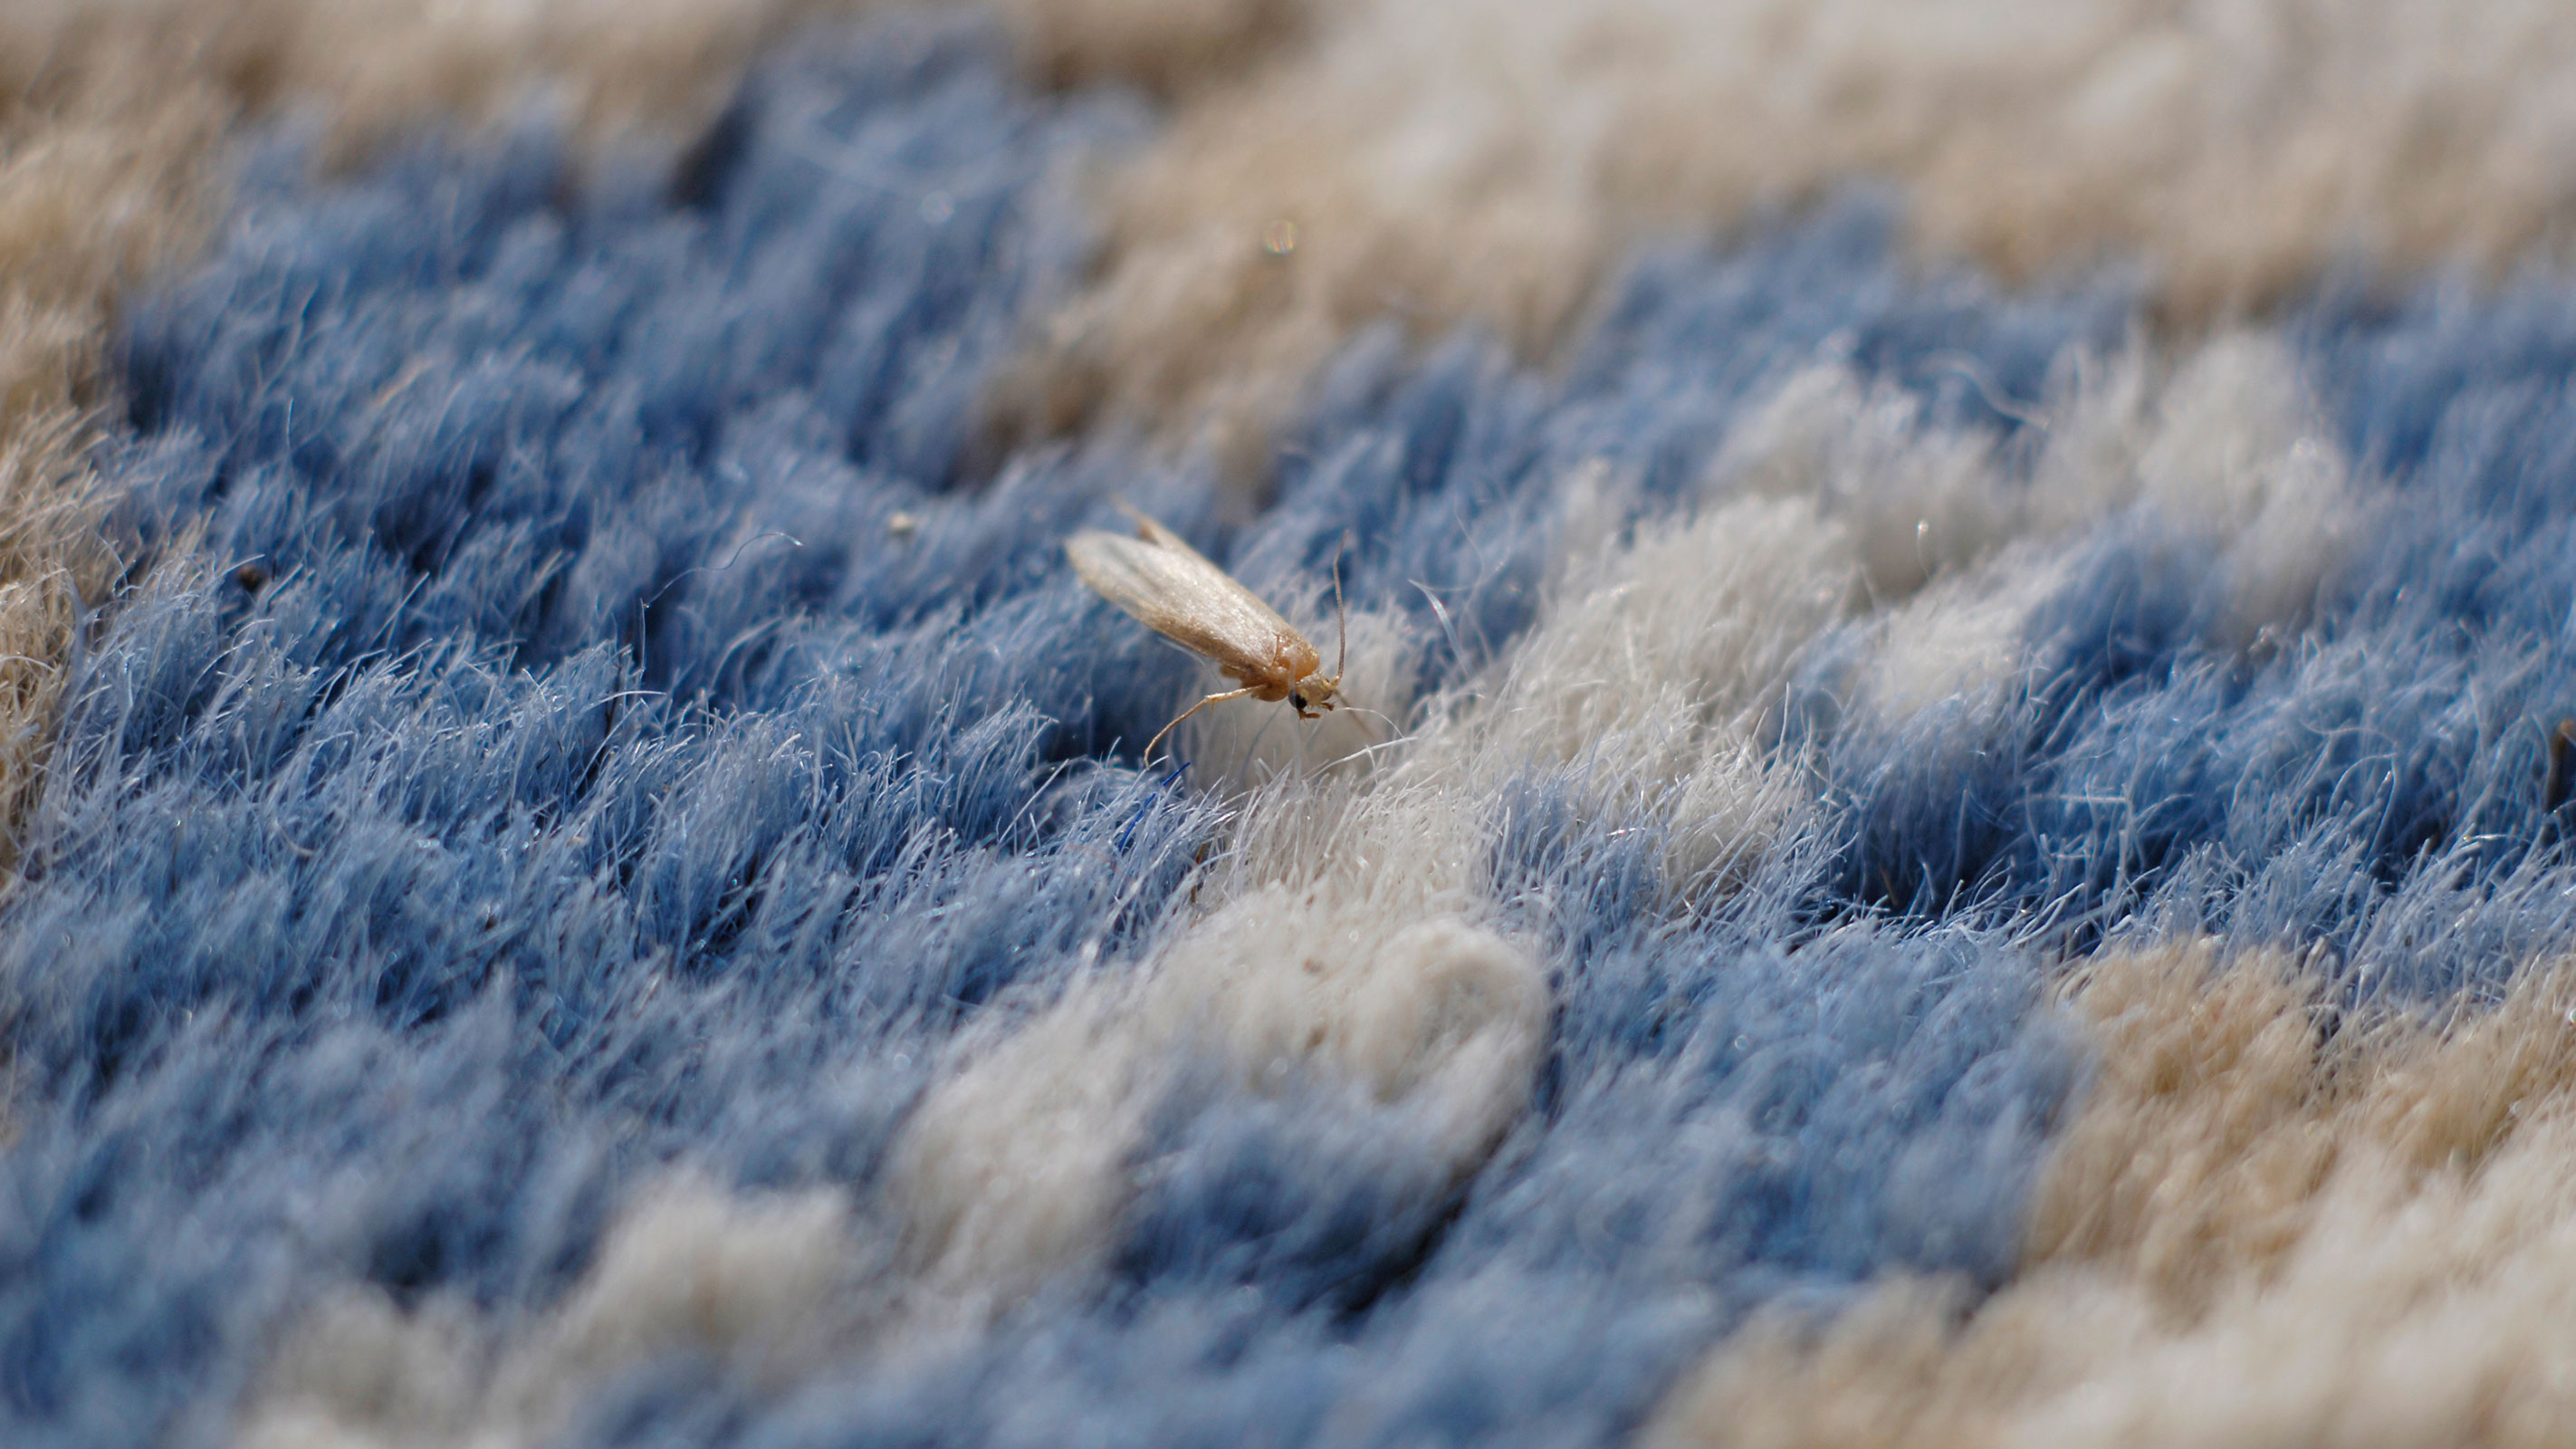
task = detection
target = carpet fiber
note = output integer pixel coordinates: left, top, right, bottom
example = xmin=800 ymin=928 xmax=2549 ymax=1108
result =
xmin=8 ymin=5 xmax=2576 ymax=1446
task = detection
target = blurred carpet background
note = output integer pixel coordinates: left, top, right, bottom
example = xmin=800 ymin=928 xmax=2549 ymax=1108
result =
xmin=8 ymin=4 xmax=2576 ymax=1446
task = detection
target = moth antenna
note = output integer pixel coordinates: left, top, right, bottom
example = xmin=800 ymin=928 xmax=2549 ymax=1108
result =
xmin=1331 ymin=533 xmax=1348 ymax=686
xmin=1144 ymin=685 xmax=1259 ymax=763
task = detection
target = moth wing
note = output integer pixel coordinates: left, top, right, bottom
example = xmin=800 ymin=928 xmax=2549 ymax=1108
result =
xmin=1114 ymin=500 xmax=1219 ymax=565
xmin=1066 ymin=524 xmax=1305 ymax=676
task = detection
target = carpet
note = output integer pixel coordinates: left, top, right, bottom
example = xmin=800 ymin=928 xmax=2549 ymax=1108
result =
xmin=6 ymin=4 xmax=2576 ymax=1445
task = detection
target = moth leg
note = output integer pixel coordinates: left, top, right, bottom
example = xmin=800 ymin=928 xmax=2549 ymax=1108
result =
xmin=1144 ymin=686 xmax=1259 ymax=763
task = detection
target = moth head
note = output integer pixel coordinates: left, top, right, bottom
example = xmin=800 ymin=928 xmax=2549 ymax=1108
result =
xmin=1288 ymin=675 xmax=1339 ymax=718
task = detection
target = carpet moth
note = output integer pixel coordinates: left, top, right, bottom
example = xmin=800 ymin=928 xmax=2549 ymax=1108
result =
xmin=1068 ymin=504 xmax=1343 ymax=762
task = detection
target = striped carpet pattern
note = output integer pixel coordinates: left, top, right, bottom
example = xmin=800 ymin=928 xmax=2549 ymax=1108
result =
xmin=7 ymin=5 xmax=2576 ymax=1446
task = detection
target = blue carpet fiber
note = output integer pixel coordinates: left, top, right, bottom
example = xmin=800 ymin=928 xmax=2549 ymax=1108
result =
xmin=11 ymin=15 xmax=2576 ymax=1447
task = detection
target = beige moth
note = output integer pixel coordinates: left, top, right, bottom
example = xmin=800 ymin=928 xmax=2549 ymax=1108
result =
xmin=1067 ymin=504 xmax=1344 ymax=761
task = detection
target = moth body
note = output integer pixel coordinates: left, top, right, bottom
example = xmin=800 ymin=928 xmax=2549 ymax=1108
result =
xmin=1067 ymin=504 xmax=1345 ymax=760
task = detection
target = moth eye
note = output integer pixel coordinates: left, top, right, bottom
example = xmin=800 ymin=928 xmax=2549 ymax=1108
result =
xmin=1290 ymin=692 xmax=1307 ymax=711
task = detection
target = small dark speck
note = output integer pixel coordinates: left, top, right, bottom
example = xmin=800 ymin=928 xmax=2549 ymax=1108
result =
xmin=236 ymin=563 xmax=269 ymax=591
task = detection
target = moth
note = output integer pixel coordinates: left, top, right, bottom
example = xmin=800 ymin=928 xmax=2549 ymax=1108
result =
xmin=1067 ymin=504 xmax=1344 ymax=762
